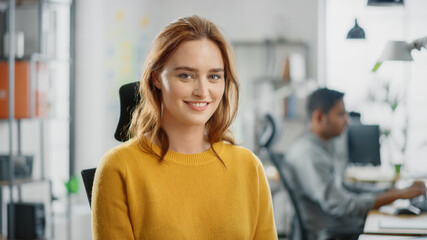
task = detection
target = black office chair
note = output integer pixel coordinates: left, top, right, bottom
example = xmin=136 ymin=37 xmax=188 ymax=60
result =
xmin=257 ymin=113 xmax=306 ymax=239
xmin=81 ymin=168 xmax=97 ymax=207
xmin=114 ymin=81 xmax=141 ymax=142
xmin=80 ymin=81 xmax=140 ymax=207
xmin=257 ymin=113 xmax=362 ymax=240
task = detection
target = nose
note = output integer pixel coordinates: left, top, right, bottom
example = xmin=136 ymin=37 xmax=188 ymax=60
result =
xmin=344 ymin=114 xmax=350 ymax=126
xmin=193 ymin=78 xmax=208 ymax=98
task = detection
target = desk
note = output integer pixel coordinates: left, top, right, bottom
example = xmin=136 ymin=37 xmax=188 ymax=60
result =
xmin=359 ymin=234 xmax=427 ymax=239
xmin=364 ymin=210 xmax=427 ymax=236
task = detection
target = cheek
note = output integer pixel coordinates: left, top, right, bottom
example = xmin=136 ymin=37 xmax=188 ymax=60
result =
xmin=162 ymin=81 xmax=187 ymax=101
xmin=333 ymin=119 xmax=341 ymax=127
xmin=160 ymin=78 xmax=171 ymax=92
xmin=213 ymin=83 xmax=225 ymax=101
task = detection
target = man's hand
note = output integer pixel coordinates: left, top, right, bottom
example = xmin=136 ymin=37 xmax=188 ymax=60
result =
xmin=374 ymin=181 xmax=426 ymax=209
xmin=399 ymin=181 xmax=426 ymax=199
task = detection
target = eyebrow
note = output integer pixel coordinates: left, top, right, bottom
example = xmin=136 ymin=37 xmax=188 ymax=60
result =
xmin=210 ymin=68 xmax=225 ymax=73
xmin=174 ymin=66 xmax=224 ymax=72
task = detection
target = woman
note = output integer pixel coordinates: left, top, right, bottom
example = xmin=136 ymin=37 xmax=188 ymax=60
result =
xmin=92 ymin=15 xmax=277 ymax=240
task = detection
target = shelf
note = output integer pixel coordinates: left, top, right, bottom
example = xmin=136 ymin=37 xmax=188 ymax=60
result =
xmin=232 ymin=39 xmax=309 ymax=48
xmin=0 ymin=0 xmax=71 ymax=5
xmin=0 ymin=236 xmax=50 ymax=240
xmin=252 ymin=79 xmax=317 ymax=107
xmin=0 ymin=57 xmax=70 ymax=64
xmin=0 ymin=178 xmax=50 ymax=187
xmin=1 ymin=0 xmax=72 ymax=238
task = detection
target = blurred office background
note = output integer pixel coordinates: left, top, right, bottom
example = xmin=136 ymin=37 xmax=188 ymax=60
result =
xmin=0 ymin=0 xmax=426 ymax=239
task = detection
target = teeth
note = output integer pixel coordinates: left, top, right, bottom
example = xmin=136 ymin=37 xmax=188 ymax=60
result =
xmin=189 ymin=102 xmax=207 ymax=107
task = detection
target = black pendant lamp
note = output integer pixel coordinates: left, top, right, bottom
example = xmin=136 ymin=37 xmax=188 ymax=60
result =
xmin=346 ymin=19 xmax=365 ymax=39
xmin=367 ymin=0 xmax=404 ymax=7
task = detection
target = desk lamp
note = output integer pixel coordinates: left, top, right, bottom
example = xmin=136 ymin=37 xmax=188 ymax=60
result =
xmin=372 ymin=37 xmax=427 ymax=72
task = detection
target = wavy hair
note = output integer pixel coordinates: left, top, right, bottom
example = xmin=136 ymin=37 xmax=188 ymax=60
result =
xmin=129 ymin=15 xmax=240 ymax=161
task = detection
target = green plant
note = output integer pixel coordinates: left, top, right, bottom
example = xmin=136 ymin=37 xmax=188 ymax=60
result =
xmin=64 ymin=175 xmax=79 ymax=195
xmin=368 ymin=79 xmax=408 ymax=164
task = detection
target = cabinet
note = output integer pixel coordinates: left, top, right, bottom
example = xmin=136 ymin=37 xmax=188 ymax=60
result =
xmin=0 ymin=0 xmax=72 ymax=239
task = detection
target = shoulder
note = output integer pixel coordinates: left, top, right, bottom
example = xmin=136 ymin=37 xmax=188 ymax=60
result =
xmin=98 ymin=138 xmax=151 ymax=171
xmin=218 ymin=142 xmax=262 ymax=168
xmin=286 ymin=134 xmax=331 ymax=168
xmin=288 ymin=134 xmax=323 ymax=156
xmin=101 ymin=138 xmax=139 ymax=160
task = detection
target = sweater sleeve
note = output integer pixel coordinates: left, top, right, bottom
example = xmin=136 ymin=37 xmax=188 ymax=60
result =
xmin=253 ymin=157 xmax=278 ymax=240
xmin=92 ymin=149 xmax=135 ymax=240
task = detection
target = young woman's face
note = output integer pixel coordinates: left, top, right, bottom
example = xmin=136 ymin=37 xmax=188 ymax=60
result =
xmin=154 ymin=39 xmax=225 ymax=128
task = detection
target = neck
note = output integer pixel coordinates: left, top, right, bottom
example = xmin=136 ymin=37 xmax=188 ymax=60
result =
xmin=310 ymin=125 xmax=330 ymax=143
xmin=161 ymin=120 xmax=210 ymax=154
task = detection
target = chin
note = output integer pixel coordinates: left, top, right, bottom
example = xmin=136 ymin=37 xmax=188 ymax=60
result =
xmin=334 ymin=131 xmax=343 ymax=137
xmin=183 ymin=118 xmax=210 ymax=127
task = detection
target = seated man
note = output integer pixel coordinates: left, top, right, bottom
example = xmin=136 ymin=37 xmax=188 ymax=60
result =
xmin=285 ymin=88 xmax=426 ymax=240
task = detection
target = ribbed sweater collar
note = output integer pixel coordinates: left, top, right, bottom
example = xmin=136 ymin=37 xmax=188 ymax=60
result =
xmin=141 ymin=137 xmax=225 ymax=166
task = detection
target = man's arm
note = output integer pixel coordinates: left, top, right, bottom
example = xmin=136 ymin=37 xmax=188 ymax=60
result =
xmin=373 ymin=181 xmax=426 ymax=208
xmin=287 ymin=146 xmax=376 ymax=218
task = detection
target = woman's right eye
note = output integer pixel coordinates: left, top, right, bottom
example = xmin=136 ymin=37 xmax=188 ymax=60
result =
xmin=178 ymin=73 xmax=192 ymax=79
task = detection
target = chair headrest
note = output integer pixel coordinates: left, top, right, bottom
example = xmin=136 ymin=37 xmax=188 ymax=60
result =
xmin=114 ymin=81 xmax=141 ymax=142
xmin=257 ymin=113 xmax=279 ymax=149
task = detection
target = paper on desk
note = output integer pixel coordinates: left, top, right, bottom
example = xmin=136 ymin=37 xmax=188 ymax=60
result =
xmin=379 ymin=218 xmax=427 ymax=229
xmin=345 ymin=165 xmax=395 ymax=182
xmin=359 ymin=235 xmax=427 ymax=240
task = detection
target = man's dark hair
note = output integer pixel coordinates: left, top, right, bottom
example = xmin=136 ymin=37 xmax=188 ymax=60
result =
xmin=307 ymin=88 xmax=344 ymax=118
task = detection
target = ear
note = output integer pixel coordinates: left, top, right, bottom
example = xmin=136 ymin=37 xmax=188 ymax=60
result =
xmin=312 ymin=109 xmax=325 ymax=124
xmin=152 ymin=71 xmax=162 ymax=89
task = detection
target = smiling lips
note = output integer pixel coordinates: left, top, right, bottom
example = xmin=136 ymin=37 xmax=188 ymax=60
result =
xmin=185 ymin=101 xmax=210 ymax=111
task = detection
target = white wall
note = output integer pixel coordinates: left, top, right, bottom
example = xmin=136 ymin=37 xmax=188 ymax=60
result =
xmin=326 ymin=0 xmax=427 ymax=174
xmin=74 ymin=0 xmax=106 ymax=172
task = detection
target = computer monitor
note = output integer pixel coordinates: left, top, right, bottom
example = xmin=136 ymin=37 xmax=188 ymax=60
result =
xmin=347 ymin=125 xmax=381 ymax=166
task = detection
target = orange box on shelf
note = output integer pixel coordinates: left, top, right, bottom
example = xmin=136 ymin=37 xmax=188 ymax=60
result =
xmin=0 ymin=60 xmax=48 ymax=119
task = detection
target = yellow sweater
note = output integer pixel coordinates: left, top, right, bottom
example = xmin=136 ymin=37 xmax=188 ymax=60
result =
xmin=92 ymin=138 xmax=277 ymax=240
